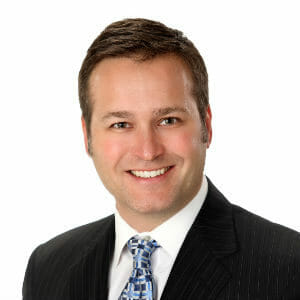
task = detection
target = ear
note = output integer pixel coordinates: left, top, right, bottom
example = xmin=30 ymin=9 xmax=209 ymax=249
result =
xmin=81 ymin=116 xmax=90 ymax=156
xmin=205 ymin=105 xmax=213 ymax=148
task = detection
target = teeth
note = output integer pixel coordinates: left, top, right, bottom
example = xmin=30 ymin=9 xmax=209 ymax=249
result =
xmin=130 ymin=167 xmax=171 ymax=178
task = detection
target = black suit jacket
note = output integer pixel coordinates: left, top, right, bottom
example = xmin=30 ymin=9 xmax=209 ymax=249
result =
xmin=23 ymin=179 xmax=300 ymax=299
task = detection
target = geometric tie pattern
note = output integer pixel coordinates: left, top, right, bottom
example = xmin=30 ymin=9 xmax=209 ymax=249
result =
xmin=118 ymin=236 xmax=160 ymax=300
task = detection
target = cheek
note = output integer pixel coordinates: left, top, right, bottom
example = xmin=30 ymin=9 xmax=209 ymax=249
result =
xmin=165 ymin=130 xmax=202 ymax=156
xmin=92 ymin=136 xmax=128 ymax=167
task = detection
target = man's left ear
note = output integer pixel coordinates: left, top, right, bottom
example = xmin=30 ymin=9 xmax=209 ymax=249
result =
xmin=81 ymin=116 xmax=90 ymax=156
xmin=205 ymin=105 xmax=212 ymax=148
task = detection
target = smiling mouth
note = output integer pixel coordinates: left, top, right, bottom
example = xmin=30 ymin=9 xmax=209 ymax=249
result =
xmin=128 ymin=166 xmax=173 ymax=178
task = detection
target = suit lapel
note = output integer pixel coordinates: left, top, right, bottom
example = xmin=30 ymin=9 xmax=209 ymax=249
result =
xmin=161 ymin=178 xmax=238 ymax=300
xmin=68 ymin=216 xmax=115 ymax=300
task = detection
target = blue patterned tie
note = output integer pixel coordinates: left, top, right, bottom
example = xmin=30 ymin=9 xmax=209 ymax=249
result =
xmin=119 ymin=236 xmax=160 ymax=300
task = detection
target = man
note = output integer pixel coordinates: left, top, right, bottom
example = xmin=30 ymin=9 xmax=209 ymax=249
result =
xmin=23 ymin=18 xmax=300 ymax=300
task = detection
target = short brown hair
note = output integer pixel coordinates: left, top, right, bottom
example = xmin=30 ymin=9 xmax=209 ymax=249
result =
xmin=78 ymin=18 xmax=209 ymax=137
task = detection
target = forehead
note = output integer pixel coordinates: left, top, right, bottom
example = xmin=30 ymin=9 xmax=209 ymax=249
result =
xmin=88 ymin=54 xmax=195 ymax=114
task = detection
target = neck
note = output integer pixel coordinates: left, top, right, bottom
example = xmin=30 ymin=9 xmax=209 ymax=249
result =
xmin=118 ymin=212 xmax=169 ymax=233
xmin=116 ymin=197 xmax=194 ymax=233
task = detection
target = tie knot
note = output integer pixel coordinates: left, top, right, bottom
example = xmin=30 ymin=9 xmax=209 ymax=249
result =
xmin=127 ymin=236 xmax=159 ymax=269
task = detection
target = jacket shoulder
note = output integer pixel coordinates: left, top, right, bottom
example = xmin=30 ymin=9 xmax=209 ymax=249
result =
xmin=23 ymin=215 xmax=114 ymax=299
xmin=232 ymin=204 xmax=300 ymax=276
xmin=232 ymin=203 xmax=300 ymax=246
xmin=222 ymin=204 xmax=300 ymax=298
xmin=33 ymin=214 xmax=114 ymax=274
xmin=36 ymin=214 xmax=114 ymax=261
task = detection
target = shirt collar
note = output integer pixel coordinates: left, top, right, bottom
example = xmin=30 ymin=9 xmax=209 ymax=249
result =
xmin=112 ymin=175 xmax=208 ymax=268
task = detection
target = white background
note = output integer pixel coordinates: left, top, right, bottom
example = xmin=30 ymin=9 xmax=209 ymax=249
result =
xmin=1 ymin=1 xmax=299 ymax=298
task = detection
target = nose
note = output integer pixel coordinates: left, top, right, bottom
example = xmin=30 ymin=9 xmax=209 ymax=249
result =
xmin=131 ymin=126 xmax=165 ymax=161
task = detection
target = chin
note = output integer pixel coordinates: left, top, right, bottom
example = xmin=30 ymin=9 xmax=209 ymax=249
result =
xmin=129 ymin=196 xmax=178 ymax=215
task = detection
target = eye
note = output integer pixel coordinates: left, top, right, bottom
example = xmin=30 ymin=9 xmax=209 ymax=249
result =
xmin=159 ymin=117 xmax=179 ymax=126
xmin=110 ymin=122 xmax=131 ymax=129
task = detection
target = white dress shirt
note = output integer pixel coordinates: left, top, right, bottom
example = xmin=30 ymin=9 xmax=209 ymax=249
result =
xmin=108 ymin=175 xmax=208 ymax=300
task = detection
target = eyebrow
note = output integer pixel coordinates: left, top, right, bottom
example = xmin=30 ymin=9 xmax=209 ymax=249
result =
xmin=101 ymin=111 xmax=134 ymax=121
xmin=152 ymin=106 xmax=188 ymax=117
xmin=101 ymin=106 xmax=188 ymax=121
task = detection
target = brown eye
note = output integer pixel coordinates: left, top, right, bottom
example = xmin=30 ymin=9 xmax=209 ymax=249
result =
xmin=111 ymin=122 xmax=130 ymax=129
xmin=160 ymin=117 xmax=179 ymax=126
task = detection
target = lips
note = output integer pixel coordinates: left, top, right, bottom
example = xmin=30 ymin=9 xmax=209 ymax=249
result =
xmin=128 ymin=166 xmax=172 ymax=178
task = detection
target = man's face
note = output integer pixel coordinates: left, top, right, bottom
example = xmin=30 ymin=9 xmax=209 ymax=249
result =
xmin=82 ymin=54 xmax=212 ymax=223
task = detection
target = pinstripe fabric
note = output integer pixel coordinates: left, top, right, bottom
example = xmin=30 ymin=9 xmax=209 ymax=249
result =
xmin=23 ymin=178 xmax=300 ymax=300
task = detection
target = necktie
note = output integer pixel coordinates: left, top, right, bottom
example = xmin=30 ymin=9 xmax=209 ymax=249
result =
xmin=119 ymin=236 xmax=160 ymax=300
